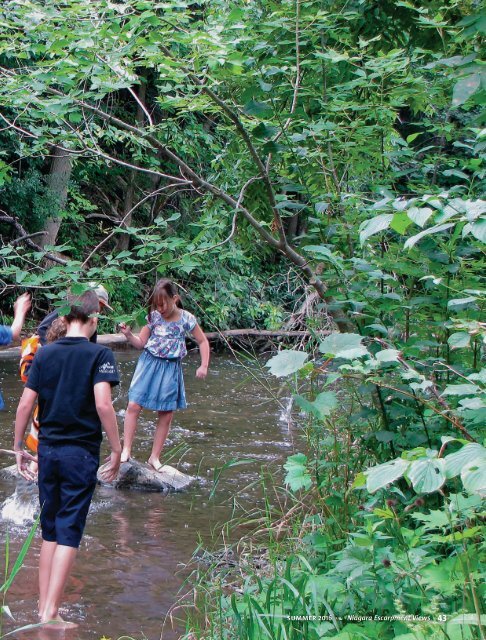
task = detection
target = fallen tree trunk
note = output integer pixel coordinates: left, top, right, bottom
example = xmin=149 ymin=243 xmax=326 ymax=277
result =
xmin=201 ymin=329 xmax=331 ymax=340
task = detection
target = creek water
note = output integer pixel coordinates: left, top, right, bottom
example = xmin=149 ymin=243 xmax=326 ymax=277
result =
xmin=0 ymin=349 xmax=293 ymax=640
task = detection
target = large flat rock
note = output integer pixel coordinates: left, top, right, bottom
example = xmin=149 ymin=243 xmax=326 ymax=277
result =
xmin=1 ymin=460 xmax=196 ymax=493
xmin=97 ymin=458 xmax=196 ymax=493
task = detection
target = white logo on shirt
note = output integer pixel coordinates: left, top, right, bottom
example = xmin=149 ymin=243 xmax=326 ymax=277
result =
xmin=99 ymin=362 xmax=115 ymax=374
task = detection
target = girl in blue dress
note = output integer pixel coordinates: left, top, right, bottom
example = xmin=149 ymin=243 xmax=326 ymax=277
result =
xmin=119 ymin=279 xmax=210 ymax=471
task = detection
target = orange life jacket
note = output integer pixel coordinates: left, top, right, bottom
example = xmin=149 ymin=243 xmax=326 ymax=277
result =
xmin=19 ymin=335 xmax=40 ymax=453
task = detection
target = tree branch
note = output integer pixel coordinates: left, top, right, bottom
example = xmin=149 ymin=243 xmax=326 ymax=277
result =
xmin=0 ymin=212 xmax=68 ymax=265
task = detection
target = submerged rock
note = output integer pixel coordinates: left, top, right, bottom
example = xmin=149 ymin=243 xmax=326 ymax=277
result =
xmin=0 ymin=460 xmax=196 ymax=493
xmin=98 ymin=458 xmax=196 ymax=493
xmin=0 ymin=463 xmax=20 ymax=481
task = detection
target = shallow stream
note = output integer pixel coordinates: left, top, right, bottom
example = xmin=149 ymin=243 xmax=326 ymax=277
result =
xmin=0 ymin=349 xmax=293 ymax=640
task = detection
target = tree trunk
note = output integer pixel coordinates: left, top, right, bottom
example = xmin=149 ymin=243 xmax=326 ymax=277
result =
xmin=39 ymin=145 xmax=72 ymax=248
xmin=116 ymin=80 xmax=147 ymax=252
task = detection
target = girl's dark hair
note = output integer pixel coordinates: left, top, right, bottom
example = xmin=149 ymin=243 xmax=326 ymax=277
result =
xmin=148 ymin=279 xmax=183 ymax=316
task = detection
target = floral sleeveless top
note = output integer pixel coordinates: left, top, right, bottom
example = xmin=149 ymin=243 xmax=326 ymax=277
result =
xmin=145 ymin=310 xmax=197 ymax=359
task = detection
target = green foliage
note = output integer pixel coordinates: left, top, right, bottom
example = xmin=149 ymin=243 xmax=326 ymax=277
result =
xmin=265 ymin=350 xmax=308 ymax=378
xmin=365 ymin=442 xmax=486 ymax=495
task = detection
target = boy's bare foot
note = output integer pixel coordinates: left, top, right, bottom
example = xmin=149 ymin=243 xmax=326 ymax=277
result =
xmin=120 ymin=450 xmax=130 ymax=463
xmin=40 ymin=614 xmax=78 ymax=630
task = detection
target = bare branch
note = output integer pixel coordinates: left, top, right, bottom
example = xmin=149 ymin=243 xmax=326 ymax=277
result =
xmin=81 ymin=184 xmax=182 ymax=267
xmin=0 ymin=212 xmax=68 ymax=265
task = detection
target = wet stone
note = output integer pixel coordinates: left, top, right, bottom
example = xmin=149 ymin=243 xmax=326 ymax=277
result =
xmin=0 ymin=460 xmax=196 ymax=493
xmin=98 ymin=458 xmax=197 ymax=493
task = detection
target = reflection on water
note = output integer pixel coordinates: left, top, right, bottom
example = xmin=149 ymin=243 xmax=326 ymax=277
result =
xmin=0 ymin=350 xmax=292 ymax=640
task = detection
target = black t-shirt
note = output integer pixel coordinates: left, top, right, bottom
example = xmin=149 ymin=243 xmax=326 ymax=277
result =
xmin=37 ymin=310 xmax=97 ymax=345
xmin=26 ymin=337 xmax=119 ymax=453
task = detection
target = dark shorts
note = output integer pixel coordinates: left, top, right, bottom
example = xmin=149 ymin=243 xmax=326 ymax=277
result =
xmin=38 ymin=443 xmax=99 ymax=548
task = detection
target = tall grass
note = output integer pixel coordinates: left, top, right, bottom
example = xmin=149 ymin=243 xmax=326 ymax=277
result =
xmin=0 ymin=515 xmax=41 ymax=638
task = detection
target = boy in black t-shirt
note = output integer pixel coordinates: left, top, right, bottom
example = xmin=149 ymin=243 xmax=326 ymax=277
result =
xmin=14 ymin=290 xmax=121 ymax=629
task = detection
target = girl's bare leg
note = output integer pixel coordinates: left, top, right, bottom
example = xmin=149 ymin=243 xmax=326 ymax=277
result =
xmin=121 ymin=401 xmax=142 ymax=462
xmin=148 ymin=411 xmax=173 ymax=469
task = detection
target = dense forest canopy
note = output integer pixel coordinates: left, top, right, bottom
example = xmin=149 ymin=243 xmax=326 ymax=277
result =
xmin=0 ymin=0 xmax=483 ymax=331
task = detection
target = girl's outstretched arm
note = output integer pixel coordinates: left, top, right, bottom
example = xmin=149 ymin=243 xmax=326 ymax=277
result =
xmin=11 ymin=293 xmax=31 ymax=341
xmin=191 ymin=324 xmax=210 ymax=379
xmin=119 ymin=324 xmax=151 ymax=350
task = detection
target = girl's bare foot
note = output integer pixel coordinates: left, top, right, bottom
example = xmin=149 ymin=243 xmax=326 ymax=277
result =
xmin=147 ymin=457 xmax=163 ymax=473
xmin=40 ymin=614 xmax=78 ymax=629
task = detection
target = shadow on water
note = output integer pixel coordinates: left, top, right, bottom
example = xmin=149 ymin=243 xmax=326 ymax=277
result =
xmin=0 ymin=349 xmax=294 ymax=640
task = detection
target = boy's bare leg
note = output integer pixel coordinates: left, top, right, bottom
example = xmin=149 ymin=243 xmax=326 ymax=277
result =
xmin=148 ymin=411 xmax=173 ymax=469
xmin=38 ymin=540 xmax=57 ymax=616
xmin=39 ymin=543 xmax=78 ymax=627
xmin=121 ymin=402 xmax=142 ymax=462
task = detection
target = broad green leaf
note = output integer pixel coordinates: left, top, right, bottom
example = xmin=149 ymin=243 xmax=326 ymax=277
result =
xmin=407 ymin=458 xmax=446 ymax=493
xmin=364 ymin=458 xmax=410 ymax=493
xmin=294 ymin=391 xmax=338 ymax=420
xmin=312 ymin=391 xmax=338 ymax=417
xmin=444 ymin=443 xmax=486 ymax=479
xmin=373 ymin=507 xmax=395 ymax=519
xmin=412 ymin=509 xmax=449 ymax=529
xmin=404 ymin=223 xmax=454 ymax=249
xmin=359 ymin=214 xmax=393 ymax=245
xmin=459 ymin=397 xmax=486 ymax=410
xmin=471 ymin=219 xmax=486 ymax=243
xmin=406 ymin=132 xmax=421 ymax=143
xmin=447 ymin=332 xmax=471 ymax=349
xmin=265 ymin=350 xmax=308 ymax=377
xmin=303 ymin=245 xmax=342 ymax=268
xmin=442 ymin=384 xmax=480 ymax=396
xmin=375 ymin=348 xmax=401 ymax=363
xmin=447 ymin=297 xmax=477 ymax=309
xmin=469 ymin=369 xmax=486 ymax=384
xmin=252 ymin=123 xmax=278 ymax=139
xmin=461 ymin=455 xmax=486 ymax=496
xmin=294 ymin=392 xmax=338 ymax=420
xmin=420 ymin=557 xmax=466 ymax=596
xmin=390 ymin=212 xmax=413 ymax=234
xmin=284 ymin=453 xmax=312 ymax=491
xmin=365 ymin=323 xmax=388 ymax=336
xmin=458 ymin=12 xmax=486 ymax=35
xmin=352 ymin=472 xmax=366 ymax=489
xmin=452 ymin=73 xmax=481 ymax=106
xmin=448 ymin=493 xmax=483 ymax=514
xmin=319 ymin=333 xmax=368 ymax=359
xmin=443 ymin=169 xmax=469 ymax=180
xmin=407 ymin=206 xmax=433 ymax=228
xmin=243 ymin=100 xmax=272 ymax=117
xmin=464 ymin=199 xmax=486 ymax=219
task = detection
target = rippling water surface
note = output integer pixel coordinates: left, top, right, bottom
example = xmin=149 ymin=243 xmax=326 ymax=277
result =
xmin=0 ymin=349 xmax=292 ymax=640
